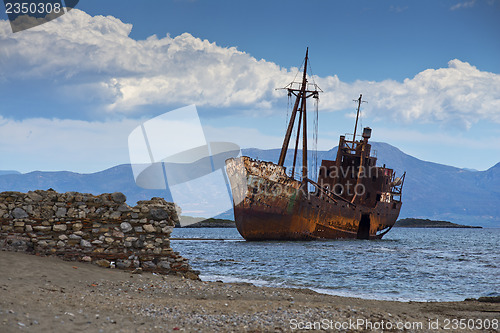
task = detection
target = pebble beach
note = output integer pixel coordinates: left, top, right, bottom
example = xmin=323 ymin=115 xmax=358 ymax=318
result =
xmin=1 ymin=251 xmax=499 ymax=332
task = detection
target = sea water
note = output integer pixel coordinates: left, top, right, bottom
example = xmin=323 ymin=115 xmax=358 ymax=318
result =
xmin=171 ymin=227 xmax=499 ymax=302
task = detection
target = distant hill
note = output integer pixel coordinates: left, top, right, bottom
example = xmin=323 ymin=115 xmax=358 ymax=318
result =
xmin=395 ymin=218 xmax=482 ymax=228
xmin=0 ymin=170 xmax=20 ymax=176
xmin=0 ymin=143 xmax=498 ymax=228
xmin=0 ymin=165 xmax=169 ymax=205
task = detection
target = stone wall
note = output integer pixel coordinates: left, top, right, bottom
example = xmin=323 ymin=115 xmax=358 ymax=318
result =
xmin=0 ymin=190 xmax=199 ymax=279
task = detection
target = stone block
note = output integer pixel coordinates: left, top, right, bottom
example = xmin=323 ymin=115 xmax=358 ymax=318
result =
xmin=120 ymin=222 xmax=132 ymax=233
xmin=80 ymin=239 xmax=92 ymax=248
xmin=143 ymin=224 xmax=155 ymax=233
xmin=53 ymin=224 xmax=67 ymax=232
xmin=12 ymin=207 xmax=28 ymax=219
xmin=33 ymin=226 xmax=51 ymax=231
xmin=95 ymin=259 xmax=110 ymax=268
xmin=150 ymin=208 xmax=169 ymax=221
xmin=111 ymin=192 xmax=127 ymax=203
xmin=55 ymin=207 xmax=67 ymax=218
xmin=73 ymin=223 xmax=83 ymax=231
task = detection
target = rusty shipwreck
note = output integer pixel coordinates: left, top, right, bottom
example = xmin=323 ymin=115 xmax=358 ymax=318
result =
xmin=225 ymin=49 xmax=405 ymax=241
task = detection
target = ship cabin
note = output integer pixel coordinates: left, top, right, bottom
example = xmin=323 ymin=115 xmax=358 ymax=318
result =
xmin=317 ymin=127 xmax=399 ymax=208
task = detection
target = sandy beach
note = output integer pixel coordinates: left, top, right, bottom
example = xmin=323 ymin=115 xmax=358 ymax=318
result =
xmin=0 ymin=251 xmax=498 ymax=332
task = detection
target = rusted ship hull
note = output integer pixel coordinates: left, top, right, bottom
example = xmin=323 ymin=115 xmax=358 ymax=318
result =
xmin=226 ymin=157 xmax=401 ymax=241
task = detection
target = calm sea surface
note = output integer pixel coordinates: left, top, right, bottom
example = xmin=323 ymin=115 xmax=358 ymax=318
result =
xmin=171 ymin=227 xmax=499 ymax=302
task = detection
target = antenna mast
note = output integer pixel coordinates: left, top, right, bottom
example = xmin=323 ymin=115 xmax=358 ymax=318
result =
xmin=352 ymin=94 xmax=367 ymax=141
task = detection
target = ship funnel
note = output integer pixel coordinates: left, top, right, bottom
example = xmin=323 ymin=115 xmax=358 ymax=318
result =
xmin=362 ymin=127 xmax=372 ymax=140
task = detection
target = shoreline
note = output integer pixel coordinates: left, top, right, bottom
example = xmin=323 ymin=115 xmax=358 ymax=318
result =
xmin=197 ymin=275 xmax=454 ymax=303
xmin=1 ymin=251 xmax=499 ymax=332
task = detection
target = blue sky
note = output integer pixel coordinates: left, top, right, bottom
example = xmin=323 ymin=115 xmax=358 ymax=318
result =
xmin=0 ymin=0 xmax=499 ymax=173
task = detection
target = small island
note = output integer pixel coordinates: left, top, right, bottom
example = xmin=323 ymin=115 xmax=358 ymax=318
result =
xmin=176 ymin=216 xmax=236 ymax=228
xmin=394 ymin=218 xmax=482 ymax=228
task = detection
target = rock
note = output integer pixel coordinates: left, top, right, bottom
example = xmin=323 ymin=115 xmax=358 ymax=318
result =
xmin=27 ymin=191 xmax=43 ymax=202
xmin=12 ymin=208 xmax=28 ymax=219
xmin=142 ymin=261 xmax=156 ymax=269
xmin=117 ymin=203 xmax=131 ymax=212
xmin=111 ymin=192 xmax=126 ymax=204
xmin=55 ymin=207 xmax=67 ymax=217
xmin=477 ymin=296 xmax=500 ymax=303
xmin=183 ymin=271 xmax=200 ymax=280
xmin=116 ymin=260 xmax=131 ymax=269
xmin=143 ymin=224 xmax=156 ymax=233
xmin=80 ymin=239 xmax=92 ymax=248
xmin=95 ymin=259 xmax=110 ymax=268
xmin=33 ymin=226 xmax=51 ymax=231
xmin=81 ymin=256 xmax=92 ymax=262
xmin=150 ymin=208 xmax=169 ymax=221
xmin=158 ymin=261 xmax=171 ymax=269
xmin=53 ymin=224 xmax=67 ymax=232
xmin=110 ymin=211 xmax=122 ymax=219
xmin=161 ymin=226 xmax=174 ymax=234
xmin=7 ymin=240 xmax=28 ymax=251
xmin=120 ymin=222 xmax=132 ymax=233
xmin=72 ymin=223 xmax=83 ymax=231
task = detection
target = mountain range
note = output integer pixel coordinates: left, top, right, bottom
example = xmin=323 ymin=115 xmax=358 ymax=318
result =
xmin=1 ymin=142 xmax=498 ymax=227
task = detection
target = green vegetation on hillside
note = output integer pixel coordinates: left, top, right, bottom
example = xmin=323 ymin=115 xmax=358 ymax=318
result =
xmin=395 ymin=218 xmax=481 ymax=228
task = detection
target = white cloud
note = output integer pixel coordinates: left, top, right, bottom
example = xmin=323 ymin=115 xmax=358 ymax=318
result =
xmin=450 ymin=1 xmax=476 ymax=10
xmin=0 ymin=10 xmax=290 ymax=112
xmin=317 ymin=60 xmax=500 ymax=128
xmin=1 ymin=9 xmax=499 ymax=128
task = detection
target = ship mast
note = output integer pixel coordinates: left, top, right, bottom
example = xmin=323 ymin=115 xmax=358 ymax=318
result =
xmin=277 ymin=48 xmax=320 ymax=181
xmin=352 ymin=94 xmax=367 ymax=143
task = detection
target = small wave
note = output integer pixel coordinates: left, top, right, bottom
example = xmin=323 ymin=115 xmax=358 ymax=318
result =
xmin=200 ymin=274 xmax=276 ymax=287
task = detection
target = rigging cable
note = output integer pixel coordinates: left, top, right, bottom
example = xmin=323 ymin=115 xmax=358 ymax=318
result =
xmin=307 ymin=57 xmax=319 ymax=183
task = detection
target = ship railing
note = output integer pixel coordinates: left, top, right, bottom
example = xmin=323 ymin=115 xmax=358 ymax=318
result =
xmin=282 ymin=81 xmax=322 ymax=93
xmin=390 ymin=172 xmax=406 ymax=202
xmin=341 ymin=137 xmax=377 ymax=158
xmin=287 ymin=169 xmax=303 ymax=181
xmin=305 ymin=178 xmax=357 ymax=208
xmin=341 ymin=138 xmax=358 ymax=154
